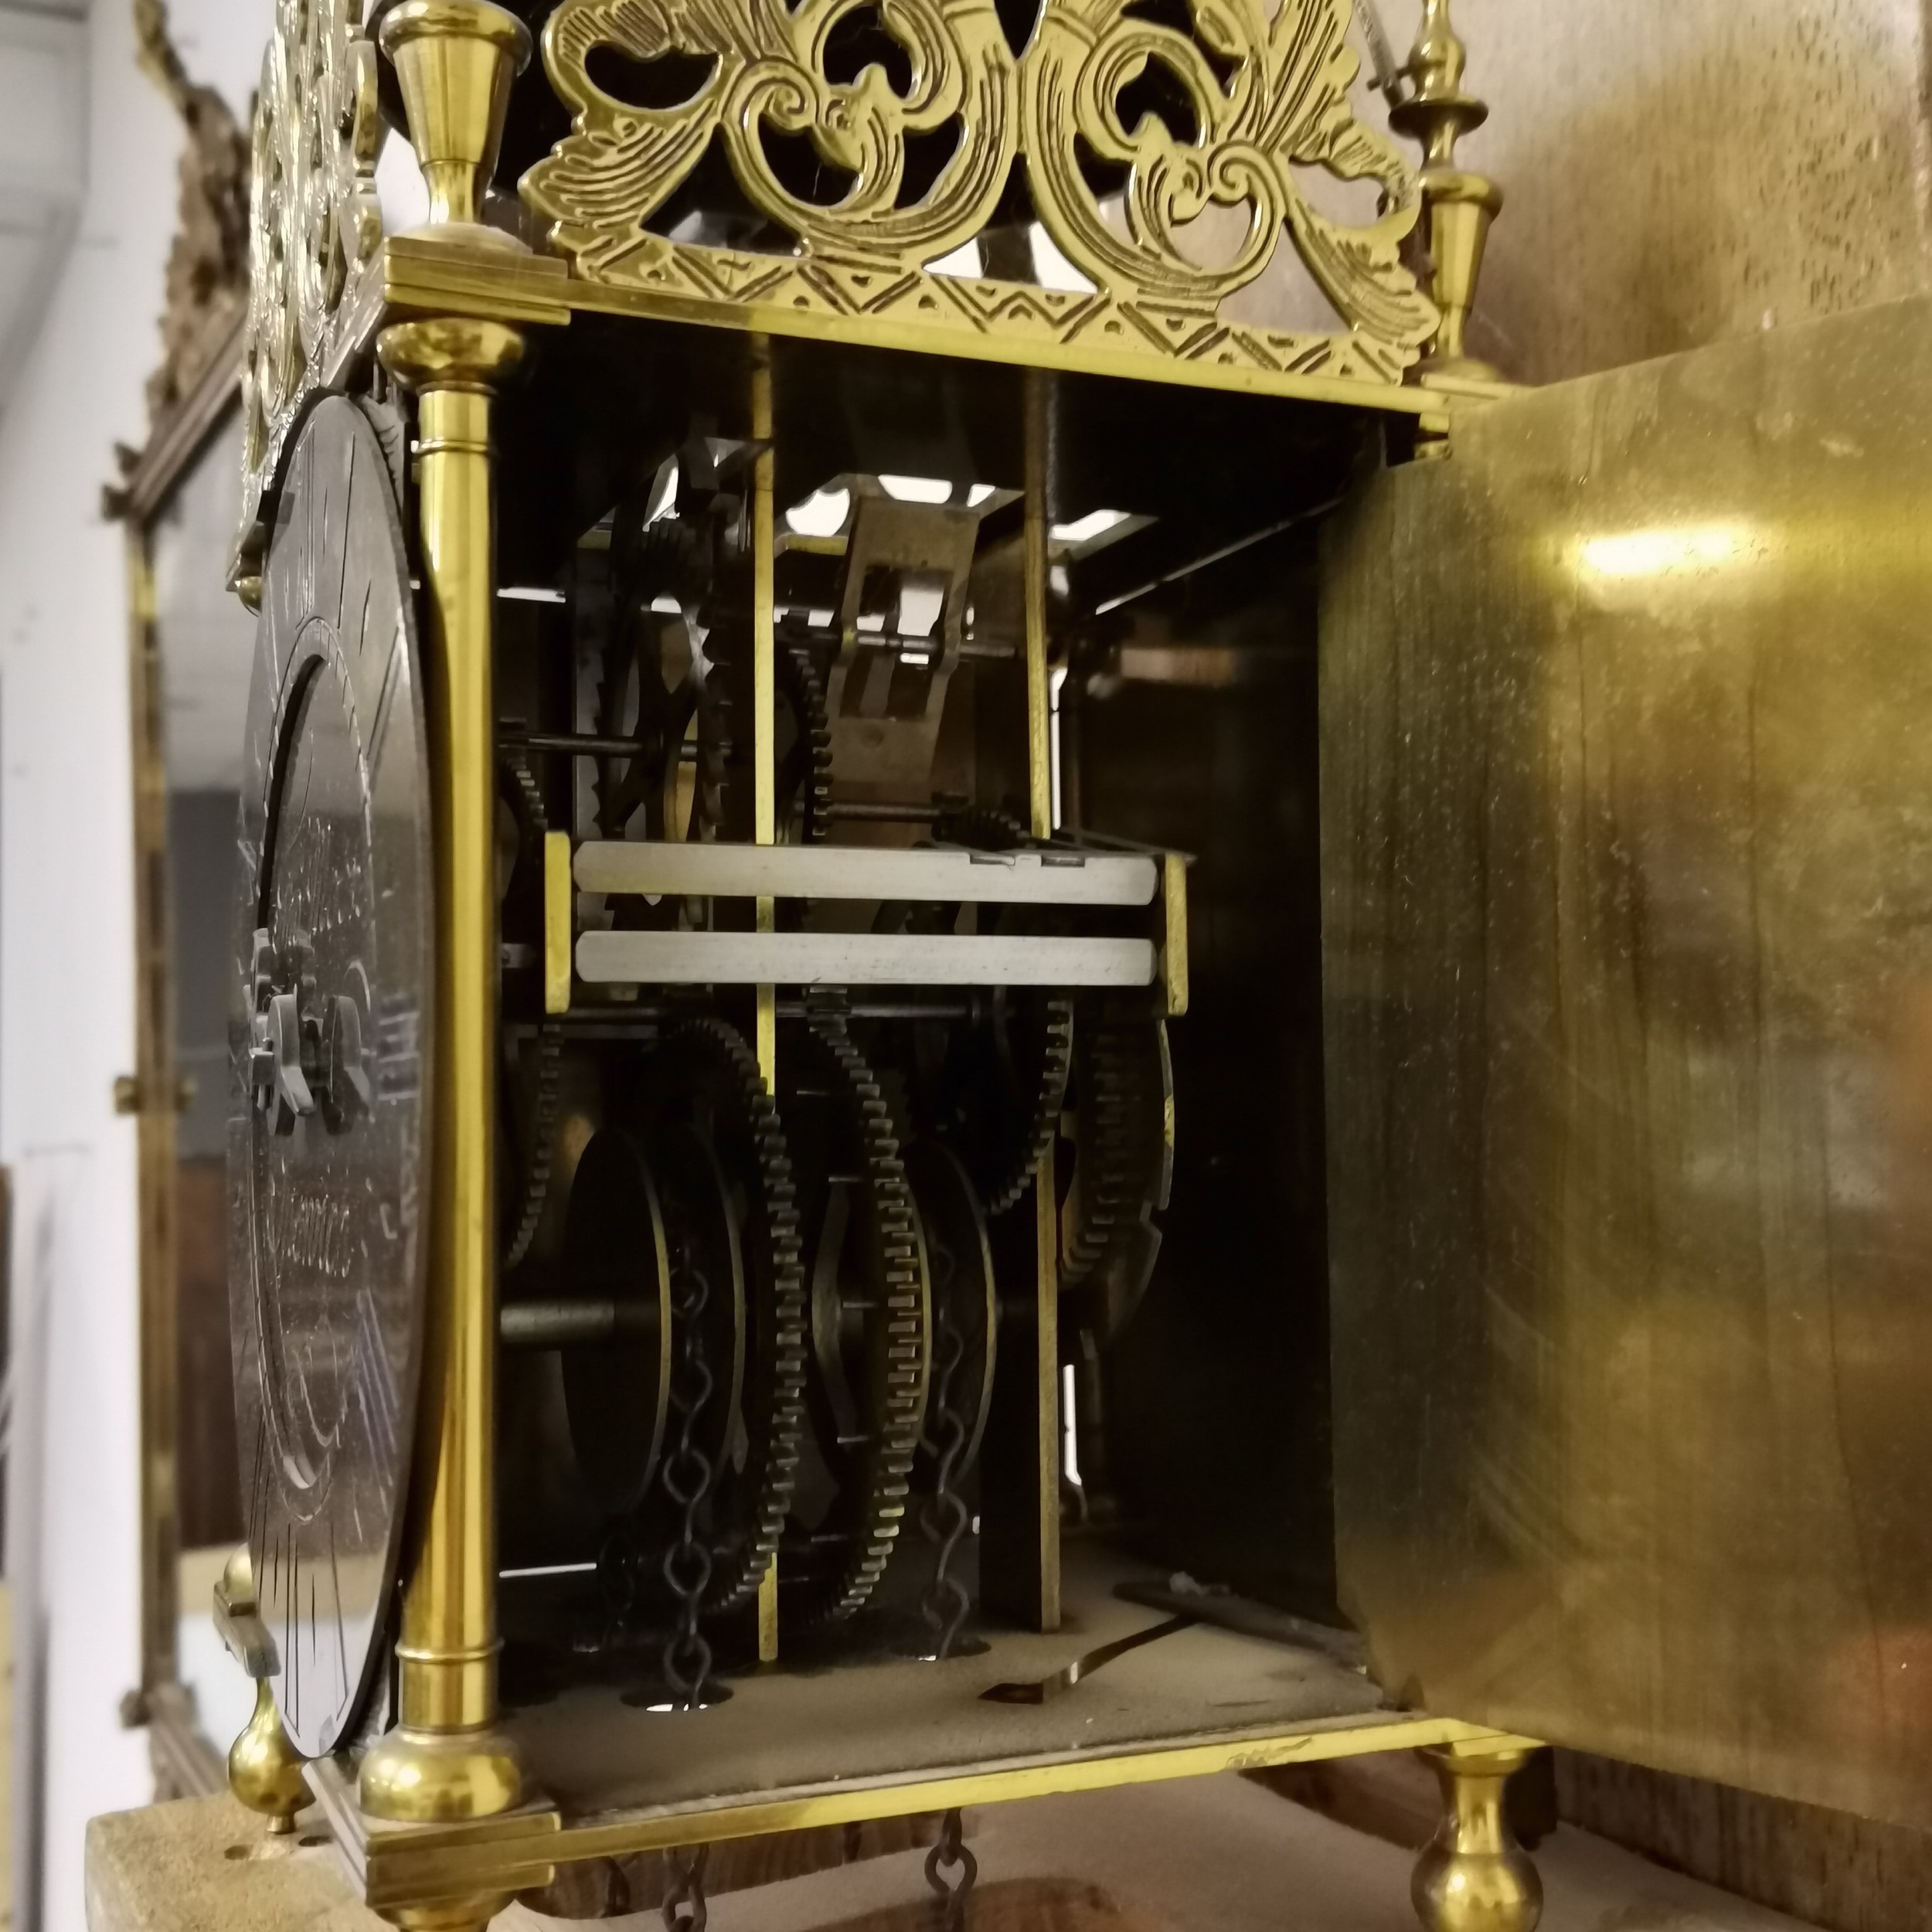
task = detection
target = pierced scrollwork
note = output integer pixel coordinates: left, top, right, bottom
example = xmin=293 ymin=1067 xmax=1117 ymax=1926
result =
xmin=240 ymin=0 xmax=386 ymax=566
xmin=1023 ymin=0 xmax=1433 ymax=345
xmin=523 ymin=0 xmax=1437 ymax=383
xmin=537 ymin=0 xmax=1018 ymax=277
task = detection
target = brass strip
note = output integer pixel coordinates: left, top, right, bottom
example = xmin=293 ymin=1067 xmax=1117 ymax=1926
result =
xmin=543 ymin=832 xmax=571 ymax=1015
xmin=750 ymin=333 xmax=781 ymax=1665
xmin=124 ymin=520 xmax=182 ymax=1708
xmin=1024 ymin=372 xmax=1052 ymax=842
xmin=1161 ymin=851 xmax=1189 ymax=1019
xmin=382 ymin=236 xmax=573 ymax=329
xmin=1033 ymin=1145 xmax=1060 ymax=1631
xmin=440 ymin=260 xmax=1447 ymax=418
xmin=357 ymin=1719 xmax=1539 ymax=1897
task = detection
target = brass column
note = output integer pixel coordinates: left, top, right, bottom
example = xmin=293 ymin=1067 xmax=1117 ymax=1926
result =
xmin=1024 ymin=370 xmax=1060 ymax=1631
xmin=357 ymin=0 xmax=532 ymax=1861
xmin=750 ymin=338 xmax=781 ymax=1662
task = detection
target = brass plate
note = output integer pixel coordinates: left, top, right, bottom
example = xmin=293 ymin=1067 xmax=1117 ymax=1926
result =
xmin=1321 ymin=294 xmax=1932 ymax=1829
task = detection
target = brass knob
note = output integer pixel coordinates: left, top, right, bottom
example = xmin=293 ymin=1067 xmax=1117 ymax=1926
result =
xmin=228 ymin=1679 xmax=308 ymax=1835
xmin=1412 ymin=1745 xmax=1543 ymax=1932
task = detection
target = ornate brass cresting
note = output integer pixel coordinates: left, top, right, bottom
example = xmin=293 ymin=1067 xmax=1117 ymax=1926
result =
xmin=351 ymin=7 xmax=532 ymax=1923
xmin=522 ymin=0 xmax=1438 ymax=385
xmin=238 ymin=0 xmax=384 ymax=581
xmin=1412 ymin=1745 xmax=1544 ymax=1932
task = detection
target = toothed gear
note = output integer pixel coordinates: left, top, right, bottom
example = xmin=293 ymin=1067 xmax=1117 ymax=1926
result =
xmin=932 ymin=804 xmax=1029 ymax=852
xmin=980 ymin=985 xmax=1073 ymax=1216
xmin=638 ymin=1015 xmax=808 ymax=1614
xmin=698 ymin=623 xmax=832 ymax=845
xmin=920 ymin=810 xmax=1075 ymax=1215
xmin=693 ymin=628 xmax=747 ymax=840
xmin=498 ymin=750 xmax=561 ymax=1271
xmin=779 ymin=633 xmax=832 ymax=845
xmin=593 ymin=512 xmax=707 ymax=842
xmin=1059 ymin=1004 xmax=1173 ymax=1343
xmin=784 ymin=1013 xmax=930 ymax=1623
xmin=502 ymin=1020 xmax=562 ymax=1272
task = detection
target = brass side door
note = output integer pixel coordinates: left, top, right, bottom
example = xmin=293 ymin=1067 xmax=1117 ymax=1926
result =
xmin=1320 ymin=295 xmax=1932 ymax=1828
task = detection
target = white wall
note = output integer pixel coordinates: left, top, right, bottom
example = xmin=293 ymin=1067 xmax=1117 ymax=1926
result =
xmin=0 ymin=0 xmax=262 ymax=1923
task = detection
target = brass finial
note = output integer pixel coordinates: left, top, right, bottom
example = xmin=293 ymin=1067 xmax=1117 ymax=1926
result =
xmin=378 ymin=0 xmax=531 ymax=246
xmin=229 ymin=1679 xmax=309 ymax=1835
xmin=1389 ymin=0 xmax=1503 ymax=384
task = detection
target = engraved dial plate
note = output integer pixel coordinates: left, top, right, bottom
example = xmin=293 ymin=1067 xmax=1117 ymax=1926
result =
xmin=227 ymin=396 xmax=430 ymax=1759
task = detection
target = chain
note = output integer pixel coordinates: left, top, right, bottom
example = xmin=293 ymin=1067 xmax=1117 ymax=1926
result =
xmin=597 ymin=1519 xmax=648 ymax=1651
xmin=662 ymin=1844 xmax=710 ymax=1932
xmin=918 ymin=1226 xmax=972 ymax=1661
xmin=660 ymin=1240 xmax=718 ymax=1708
xmin=924 ymin=1809 xmax=976 ymax=1932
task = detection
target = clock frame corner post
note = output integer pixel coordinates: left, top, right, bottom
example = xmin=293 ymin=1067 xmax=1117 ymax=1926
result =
xmin=355 ymin=2 xmax=533 ymax=1913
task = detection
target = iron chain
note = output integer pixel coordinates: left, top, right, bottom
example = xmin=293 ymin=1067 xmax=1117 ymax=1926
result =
xmin=924 ymin=1809 xmax=976 ymax=1932
xmin=661 ymin=1240 xmax=717 ymax=1707
xmin=919 ymin=1226 xmax=972 ymax=1661
xmin=662 ymin=1844 xmax=710 ymax=1932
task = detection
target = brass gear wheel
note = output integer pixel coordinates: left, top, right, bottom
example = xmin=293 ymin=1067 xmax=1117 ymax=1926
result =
xmin=783 ymin=1013 xmax=930 ymax=1623
xmin=1060 ymin=1002 xmax=1173 ymax=1343
xmin=634 ymin=1015 xmax=808 ymax=1613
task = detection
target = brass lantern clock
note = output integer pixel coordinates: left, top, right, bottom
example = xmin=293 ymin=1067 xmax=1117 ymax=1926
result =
xmin=206 ymin=0 xmax=1932 ymax=1922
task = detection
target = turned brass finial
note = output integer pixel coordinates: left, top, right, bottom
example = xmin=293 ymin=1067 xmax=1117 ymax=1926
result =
xmin=230 ymin=1678 xmax=310 ymax=1835
xmin=1389 ymin=0 xmax=1502 ymax=384
xmin=378 ymin=0 xmax=531 ymax=244
xmin=1413 ymin=1744 xmax=1544 ymax=1932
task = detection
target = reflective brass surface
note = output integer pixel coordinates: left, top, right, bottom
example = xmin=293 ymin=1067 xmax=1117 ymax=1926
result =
xmin=543 ymin=831 xmax=571 ymax=1016
xmin=1413 ymin=1744 xmax=1543 ymax=1932
xmin=1389 ymin=0 xmax=1502 ymax=384
xmin=321 ymin=1715 xmax=1535 ymax=1905
xmin=239 ymin=0 xmax=385 ymax=559
xmin=1323 ymin=294 xmax=1932 ymax=1829
xmin=367 ymin=315 xmax=526 ymax=1835
xmin=379 ymin=0 xmax=531 ymax=240
xmin=229 ymin=1678 xmax=309 ymax=1834
xmin=522 ymin=0 xmax=1435 ymax=389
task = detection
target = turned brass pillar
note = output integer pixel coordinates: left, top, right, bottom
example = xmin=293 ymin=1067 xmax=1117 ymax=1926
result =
xmin=356 ymin=0 xmax=531 ymax=1878
xmin=1391 ymin=0 xmax=1502 ymax=385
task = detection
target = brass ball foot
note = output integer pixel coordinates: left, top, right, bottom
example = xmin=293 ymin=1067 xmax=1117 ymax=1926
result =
xmin=228 ymin=1679 xmax=309 ymax=1834
xmin=1412 ymin=1743 xmax=1544 ymax=1932
xmin=359 ymin=1723 xmax=525 ymax=1825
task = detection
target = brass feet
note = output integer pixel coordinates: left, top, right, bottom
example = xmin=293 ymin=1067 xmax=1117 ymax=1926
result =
xmin=1413 ymin=1743 xmax=1544 ymax=1932
xmin=229 ymin=1678 xmax=309 ymax=1835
